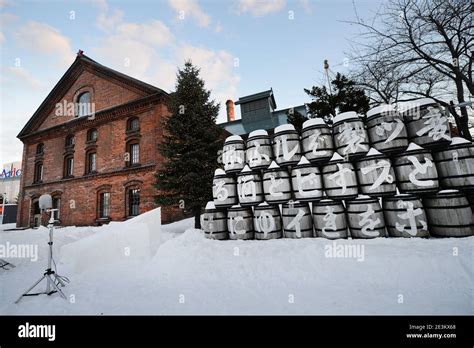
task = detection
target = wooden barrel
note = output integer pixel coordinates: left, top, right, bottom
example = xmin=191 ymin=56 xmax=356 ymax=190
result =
xmin=422 ymin=190 xmax=474 ymax=237
xmin=227 ymin=204 xmax=254 ymax=240
xmin=322 ymin=153 xmax=359 ymax=200
xmin=213 ymin=168 xmax=238 ymax=208
xmin=346 ymin=196 xmax=386 ymax=238
xmin=282 ymin=201 xmax=313 ymax=238
xmin=355 ymin=148 xmax=397 ymax=197
xmin=301 ymin=118 xmax=334 ymax=164
xmin=291 ymin=156 xmax=323 ymax=202
xmin=333 ymin=111 xmax=369 ymax=160
xmin=382 ymin=195 xmax=429 ymax=238
xmin=433 ymin=137 xmax=474 ymax=191
xmin=392 ymin=142 xmax=439 ymax=195
xmin=262 ymin=161 xmax=293 ymax=204
xmin=312 ymin=199 xmax=348 ymax=239
xmin=272 ymin=124 xmax=301 ymax=167
xmin=246 ymin=129 xmax=273 ymax=170
xmin=201 ymin=201 xmax=228 ymax=240
xmin=399 ymin=98 xmax=451 ymax=150
xmin=253 ymin=202 xmax=283 ymax=240
xmin=237 ymin=165 xmax=264 ymax=207
xmin=223 ymin=135 xmax=246 ymax=174
xmin=366 ymin=104 xmax=408 ymax=155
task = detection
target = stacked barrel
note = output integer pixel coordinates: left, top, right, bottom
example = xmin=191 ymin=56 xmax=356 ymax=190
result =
xmin=202 ymin=99 xmax=474 ymax=240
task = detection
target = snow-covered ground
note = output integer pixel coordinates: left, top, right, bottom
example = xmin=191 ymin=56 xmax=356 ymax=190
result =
xmin=0 ymin=208 xmax=472 ymax=315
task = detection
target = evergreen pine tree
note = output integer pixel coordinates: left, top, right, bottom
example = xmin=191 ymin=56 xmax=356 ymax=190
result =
xmin=155 ymin=61 xmax=223 ymax=228
xmin=286 ymin=108 xmax=307 ymax=131
xmin=304 ymin=73 xmax=370 ymax=124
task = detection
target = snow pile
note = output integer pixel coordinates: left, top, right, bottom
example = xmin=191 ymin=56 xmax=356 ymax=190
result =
xmin=60 ymin=208 xmax=161 ymax=274
xmin=1 ymin=217 xmax=473 ymax=315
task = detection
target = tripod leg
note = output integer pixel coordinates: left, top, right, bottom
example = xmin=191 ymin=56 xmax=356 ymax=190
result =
xmin=14 ymin=275 xmax=46 ymax=304
xmin=47 ymin=275 xmax=67 ymax=300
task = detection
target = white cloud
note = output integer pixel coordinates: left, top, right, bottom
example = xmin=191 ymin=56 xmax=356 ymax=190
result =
xmin=215 ymin=22 xmax=223 ymax=33
xmin=236 ymin=0 xmax=286 ymax=17
xmin=168 ymin=0 xmax=211 ymax=27
xmin=298 ymin=0 xmax=313 ymax=14
xmin=176 ymin=44 xmax=240 ymax=121
xmin=0 ymin=31 xmax=4 ymax=44
xmin=3 ymin=66 xmax=43 ymax=90
xmin=14 ymin=21 xmax=75 ymax=68
xmin=97 ymin=8 xmax=124 ymax=33
xmin=91 ymin=0 xmax=239 ymax=120
xmin=116 ymin=20 xmax=174 ymax=47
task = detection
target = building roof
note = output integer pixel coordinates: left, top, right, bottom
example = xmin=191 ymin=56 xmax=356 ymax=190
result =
xmin=17 ymin=52 xmax=168 ymax=139
xmin=234 ymin=89 xmax=277 ymax=109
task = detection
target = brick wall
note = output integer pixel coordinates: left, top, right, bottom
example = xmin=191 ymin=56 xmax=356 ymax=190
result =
xmin=17 ymin=66 xmax=184 ymax=227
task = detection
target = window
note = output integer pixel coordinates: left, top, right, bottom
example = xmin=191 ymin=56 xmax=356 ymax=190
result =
xmin=87 ymin=129 xmax=98 ymax=142
xmin=65 ymin=135 xmax=75 ymax=147
xmin=64 ymin=156 xmax=74 ymax=177
xmin=99 ymin=192 xmax=110 ymax=218
xmin=130 ymin=143 xmax=139 ymax=165
xmin=34 ymin=162 xmax=43 ymax=183
xmin=52 ymin=197 xmax=60 ymax=221
xmin=128 ymin=188 xmax=140 ymax=217
xmin=76 ymin=92 xmax=91 ymax=117
xmin=127 ymin=117 xmax=139 ymax=131
xmin=36 ymin=143 xmax=44 ymax=155
xmin=86 ymin=152 xmax=97 ymax=173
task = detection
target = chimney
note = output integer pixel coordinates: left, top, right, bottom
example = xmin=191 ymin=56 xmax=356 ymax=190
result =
xmin=226 ymin=99 xmax=235 ymax=122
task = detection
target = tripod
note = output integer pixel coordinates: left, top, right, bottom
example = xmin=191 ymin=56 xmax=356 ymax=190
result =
xmin=15 ymin=209 xmax=68 ymax=304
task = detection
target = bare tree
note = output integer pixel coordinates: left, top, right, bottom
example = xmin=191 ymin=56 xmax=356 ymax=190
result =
xmin=347 ymin=0 xmax=473 ymax=140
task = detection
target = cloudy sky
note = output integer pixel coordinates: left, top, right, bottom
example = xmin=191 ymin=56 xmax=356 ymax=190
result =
xmin=0 ymin=0 xmax=378 ymax=164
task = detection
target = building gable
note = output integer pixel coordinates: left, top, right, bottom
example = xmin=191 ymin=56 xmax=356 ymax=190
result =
xmin=17 ymin=52 xmax=167 ymax=139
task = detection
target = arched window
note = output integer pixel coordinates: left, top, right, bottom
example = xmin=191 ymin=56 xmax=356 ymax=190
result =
xmin=64 ymin=155 xmax=74 ymax=178
xmin=127 ymin=117 xmax=140 ymax=131
xmin=65 ymin=135 xmax=75 ymax=147
xmin=36 ymin=143 xmax=44 ymax=155
xmin=86 ymin=151 xmax=97 ymax=174
xmin=87 ymin=128 xmax=98 ymax=142
xmin=126 ymin=141 xmax=140 ymax=166
xmin=34 ymin=162 xmax=43 ymax=183
xmin=76 ymin=92 xmax=91 ymax=117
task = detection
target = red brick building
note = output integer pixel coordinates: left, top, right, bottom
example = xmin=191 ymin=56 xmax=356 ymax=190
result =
xmin=16 ymin=52 xmax=184 ymax=227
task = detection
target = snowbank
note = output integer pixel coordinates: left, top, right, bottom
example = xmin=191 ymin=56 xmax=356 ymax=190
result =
xmin=1 ymin=216 xmax=472 ymax=315
xmin=60 ymin=208 xmax=161 ymax=274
